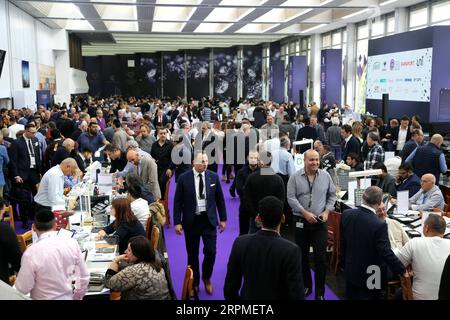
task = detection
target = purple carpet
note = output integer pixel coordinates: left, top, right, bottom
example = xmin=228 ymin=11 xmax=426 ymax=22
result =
xmin=164 ymin=172 xmax=339 ymax=300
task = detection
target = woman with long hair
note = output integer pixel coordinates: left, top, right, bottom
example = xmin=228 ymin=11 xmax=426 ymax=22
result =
xmin=96 ymin=198 xmax=146 ymax=254
xmin=104 ymin=236 xmax=171 ymax=300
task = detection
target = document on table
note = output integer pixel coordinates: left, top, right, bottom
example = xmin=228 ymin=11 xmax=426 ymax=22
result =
xmin=348 ymin=180 xmax=357 ymax=204
xmin=397 ymin=190 xmax=409 ymax=214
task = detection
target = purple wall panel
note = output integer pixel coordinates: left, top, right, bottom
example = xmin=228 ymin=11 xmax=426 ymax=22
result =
xmin=288 ymin=56 xmax=307 ymax=104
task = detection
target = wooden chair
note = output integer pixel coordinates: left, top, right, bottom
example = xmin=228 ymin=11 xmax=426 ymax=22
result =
xmin=145 ymin=215 xmax=152 ymax=240
xmin=431 ymin=207 xmax=450 ymax=218
xmin=163 ymin=179 xmax=171 ymax=227
xmin=151 ymin=225 xmax=160 ymax=251
xmin=400 ymin=274 xmax=414 ymax=300
xmin=326 ymin=211 xmax=341 ymax=275
xmin=3 ymin=205 xmax=15 ymax=231
xmin=181 ymin=265 xmax=196 ymax=300
xmin=110 ymin=291 xmax=121 ymax=300
xmin=17 ymin=230 xmax=33 ymax=253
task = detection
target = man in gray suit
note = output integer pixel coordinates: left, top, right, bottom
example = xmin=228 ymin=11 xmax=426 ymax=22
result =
xmin=126 ymin=150 xmax=161 ymax=200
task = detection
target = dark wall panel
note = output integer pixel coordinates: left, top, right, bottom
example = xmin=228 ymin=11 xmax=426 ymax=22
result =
xmin=83 ymin=56 xmax=102 ymax=97
xmin=139 ymin=52 xmax=161 ymax=97
xmin=162 ymin=51 xmax=185 ymax=99
xmin=213 ymin=47 xmax=237 ymax=100
xmin=243 ymin=45 xmax=262 ymax=99
xmin=186 ymin=49 xmax=209 ymax=99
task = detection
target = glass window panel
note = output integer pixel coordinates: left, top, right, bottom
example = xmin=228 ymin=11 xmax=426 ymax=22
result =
xmin=387 ymin=16 xmax=395 ymax=33
xmin=343 ymin=30 xmax=347 ymax=43
xmin=431 ymin=1 xmax=450 ymax=23
xmin=431 ymin=19 xmax=450 ymax=26
xmin=409 ymin=6 xmax=428 ymax=28
xmin=371 ymin=19 xmax=384 ymax=37
xmin=357 ymin=24 xmax=369 ymax=39
xmin=322 ymin=34 xmax=331 ymax=48
xmin=332 ymin=32 xmax=341 ymax=46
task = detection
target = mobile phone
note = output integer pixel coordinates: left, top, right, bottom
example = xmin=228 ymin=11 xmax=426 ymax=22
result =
xmin=315 ymin=216 xmax=324 ymax=223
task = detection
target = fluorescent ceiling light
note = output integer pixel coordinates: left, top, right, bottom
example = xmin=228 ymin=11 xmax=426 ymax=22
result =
xmin=300 ymin=23 xmax=326 ymax=34
xmin=341 ymin=8 xmax=370 ymax=20
xmin=380 ymin=0 xmax=398 ymax=6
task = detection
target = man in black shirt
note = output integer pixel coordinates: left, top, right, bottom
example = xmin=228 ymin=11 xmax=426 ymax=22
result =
xmin=151 ymin=128 xmax=173 ymax=200
xmin=56 ymin=110 xmax=75 ymax=139
xmin=104 ymin=144 xmax=127 ymax=174
xmin=0 ymin=198 xmax=21 ymax=284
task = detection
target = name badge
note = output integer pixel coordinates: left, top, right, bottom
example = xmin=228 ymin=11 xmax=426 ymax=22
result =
xmin=296 ymin=222 xmax=304 ymax=229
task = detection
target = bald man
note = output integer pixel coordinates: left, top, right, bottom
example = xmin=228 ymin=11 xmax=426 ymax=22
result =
xmin=409 ymin=173 xmax=445 ymax=211
xmin=52 ymin=138 xmax=75 ymax=166
xmin=405 ymin=134 xmax=448 ymax=182
xmin=287 ymin=149 xmax=336 ymax=300
xmin=126 ymin=150 xmax=161 ymax=200
xmin=34 ymin=158 xmax=79 ymax=212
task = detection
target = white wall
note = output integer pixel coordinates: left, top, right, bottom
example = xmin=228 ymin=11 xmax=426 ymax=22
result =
xmin=0 ymin=0 xmax=72 ymax=107
xmin=0 ymin=0 xmax=11 ymax=99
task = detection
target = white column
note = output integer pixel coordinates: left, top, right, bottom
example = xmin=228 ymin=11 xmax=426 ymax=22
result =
xmin=395 ymin=7 xmax=408 ymax=34
xmin=54 ymin=49 xmax=71 ymax=105
xmin=310 ymin=33 xmax=322 ymax=104
xmin=345 ymin=23 xmax=356 ymax=108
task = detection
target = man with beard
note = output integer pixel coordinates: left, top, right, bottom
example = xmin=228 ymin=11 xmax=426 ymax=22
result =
xmin=136 ymin=124 xmax=156 ymax=154
xmin=235 ymin=150 xmax=260 ymax=235
xmin=77 ymin=121 xmax=109 ymax=161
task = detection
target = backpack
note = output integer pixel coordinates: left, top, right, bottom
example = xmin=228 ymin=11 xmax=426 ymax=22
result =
xmin=149 ymin=201 xmax=166 ymax=226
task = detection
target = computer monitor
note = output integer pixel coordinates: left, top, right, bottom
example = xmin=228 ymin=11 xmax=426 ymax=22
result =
xmin=293 ymin=139 xmax=313 ymax=154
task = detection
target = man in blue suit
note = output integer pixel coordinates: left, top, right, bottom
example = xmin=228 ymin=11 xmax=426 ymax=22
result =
xmin=340 ymin=124 xmax=361 ymax=161
xmin=174 ymin=152 xmax=227 ymax=295
xmin=340 ymin=186 xmax=406 ymax=300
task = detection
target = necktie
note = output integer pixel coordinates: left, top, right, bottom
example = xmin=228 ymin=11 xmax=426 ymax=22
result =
xmin=198 ymin=173 xmax=205 ymax=199
xmin=422 ymin=194 xmax=428 ymax=204
xmin=28 ymin=139 xmax=35 ymax=156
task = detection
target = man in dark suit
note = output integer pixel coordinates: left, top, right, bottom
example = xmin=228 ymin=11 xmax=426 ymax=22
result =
xmin=341 ymin=124 xmax=361 ymax=161
xmin=296 ymin=117 xmax=317 ymax=141
xmin=199 ymin=122 xmax=219 ymax=173
xmin=224 ymin=196 xmax=304 ymax=300
xmin=152 ymin=109 xmax=169 ymax=128
xmin=400 ymin=129 xmax=425 ymax=163
xmin=340 ymin=186 xmax=406 ymax=300
xmin=174 ymin=152 xmax=227 ymax=295
xmin=9 ymin=123 xmax=42 ymax=228
xmin=391 ymin=116 xmax=412 ymax=155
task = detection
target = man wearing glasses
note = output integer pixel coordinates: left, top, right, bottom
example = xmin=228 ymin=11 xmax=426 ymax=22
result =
xmin=10 ymin=123 xmax=42 ymax=228
xmin=287 ymin=149 xmax=336 ymax=300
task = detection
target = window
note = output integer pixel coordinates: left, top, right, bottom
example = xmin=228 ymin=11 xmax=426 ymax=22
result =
xmin=357 ymin=24 xmax=369 ymax=40
xmin=322 ymin=34 xmax=331 ymax=48
xmin=332 ymin=32 xmax=341 ymax=47
xmin=431 ymin=0 xmax=450 ymax=25
xmin=371 ymin=18 xmax=385 ymax=38
xmin=409 ymin=5 xmax=428 ymax=30
xmin=387 ymin=15 xmax=395 ymax=34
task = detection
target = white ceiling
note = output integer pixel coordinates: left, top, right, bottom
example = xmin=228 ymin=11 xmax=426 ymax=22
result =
xmin=10 ymin=0 xmax=425 ymax=55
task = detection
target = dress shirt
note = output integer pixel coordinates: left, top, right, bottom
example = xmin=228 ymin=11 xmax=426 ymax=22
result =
xmin=15 ymin=231 xmax=89 ymax=300
xmin=344 ymin=134 xmax=352 ymax=147
xmin=23 ymin=136 xmax=36 ymax=168
xmin=287 ymin=168 xmax=336 ymax=217
xmin=396 ymin=236 xmax=450 ymax=300
xmin=8 ymin=123 xmax=24 ymax=139
xmin=365 ymin=143 xmax=385 ymax=169
xmin=34 ymin=165 xmax=66 ymax=211
xmin=131 ymin=197 xmax=150 ymax=228
xmin=409 ymin=185 xmax=445 ymax=211
xmin=193 ymin=168 xmax=206 ymax=214
xmin=278 ymin=148 xmax=295 ymax=176
xmin=397 ymin=128 xmax=408 ymax=151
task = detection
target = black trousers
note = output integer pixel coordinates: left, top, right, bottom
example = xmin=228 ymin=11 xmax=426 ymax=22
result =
xmin=184 ymin=214 xmax=217 ymax=287
xmin=157 ymin=167 xmax=169 ymax=200
xmin=238 ymin=205 xmax=249 ymax=236
xmin=207 ymin=164 xmax=218 ymax=173
xmin=13 ymin=169 xmax=40 ymax=223
xmin=294 ymin=216 xmax=328 ymax=297
xmin=345 ymin=281 xmax=382 ymax=300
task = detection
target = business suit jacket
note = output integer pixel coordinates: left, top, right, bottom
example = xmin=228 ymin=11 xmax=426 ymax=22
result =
xmin=173 ymin=170 xmax=227 ymax=231
xmin=133 ymin=156 xmax=161 ymax=199
xmin=396 ymin=173 xmax=421 ymax=198
xmin=342 ymin=136 xmax=361 ymax=161
xmin=391 ymin=127 xmax=412 ymax=146
xmin=340 ymin=207 xmax=406 ymax=289
xmin=9 ymin=136 xmax=42 ymax=180
xmin=224 ymin=230 xmax=304 ymax=300
xmin=153 ymin=115 xmax=169 ymax=127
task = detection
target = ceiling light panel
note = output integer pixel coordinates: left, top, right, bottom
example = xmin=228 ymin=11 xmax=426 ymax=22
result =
xmin=29 ymin=2 xmax=84 ymax=19
xmin=95 ymin=5 xmax=137 ymax=20
xmin=194 ymin=23 xmax=234 ymax=32
xmin=152 ymin=22 xmax=185 ymax=32
xmin=104 ymin=21 xmax=139 ymax=31
xmin=154 ymin=0 xmax=200 ymax=22
xmin=235 ymin=23 xmax=279 ymax=33
xmin=53 ymin=19 xmax=94 ymax=30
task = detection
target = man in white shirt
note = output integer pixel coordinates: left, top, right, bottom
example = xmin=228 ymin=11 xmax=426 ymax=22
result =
xmin=15 ymin=210 xmax=89 ymax=300
xmin=128 ymin=184 xmax=150 ymax=229
xmin=34 ymin=158 xmax=79 ymax=212
xmin=8 ymin=114 xmax=24 ymax=139
xmin=396 ymin=214 xmax=450 ymax=300
xmin=394 ymin=116 xmax=410 ymax=153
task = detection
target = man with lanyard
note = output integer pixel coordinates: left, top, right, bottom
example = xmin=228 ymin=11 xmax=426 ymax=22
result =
xmin=287 ymin=149 xmax=336 ymax=300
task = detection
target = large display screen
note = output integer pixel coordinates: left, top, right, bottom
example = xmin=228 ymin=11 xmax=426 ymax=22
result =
xmin=366 ymin=47 xmax=433 ymax=102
